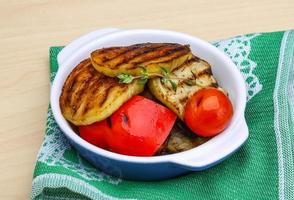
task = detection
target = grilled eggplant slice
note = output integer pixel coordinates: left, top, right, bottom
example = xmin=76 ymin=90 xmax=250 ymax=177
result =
xmin=60 ymin=59 xmax=145 ymax=126
xmin=90 ymin=43 xmax=194 ymax=77
xmin=157 ymin=120 xmax=210 ymax=155
xmin=148 ymin=58 xmax=218 ymax=120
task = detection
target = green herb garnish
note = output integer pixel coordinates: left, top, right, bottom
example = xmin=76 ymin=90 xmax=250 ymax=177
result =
xmin=138 ymin=65 xmax=149 ymax=85
xmin=117 ymin=74 xmax=135 ymax=84
xmin=160 ymin=67 xmax=170 ymax=76
xmin=138 ymin=65 xmax=148 ymax=74
xmin=184 ymin=79 xmax=195 ymax=86
xmin=169 ymin=80 xmax=177 ymax=92
xmin=161 ymin=77 xmax=169 ymax=84
xmin=138 ymin=77 xmax=148 ymax=84
xmin=160 ymin=67 xmax=177 ymax=92
xmin=117 ymin=65 xmax=149 ymax=85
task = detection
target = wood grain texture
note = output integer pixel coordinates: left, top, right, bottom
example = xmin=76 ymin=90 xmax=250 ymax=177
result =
xmin=0 ymin=0 xmax=293 ymax=199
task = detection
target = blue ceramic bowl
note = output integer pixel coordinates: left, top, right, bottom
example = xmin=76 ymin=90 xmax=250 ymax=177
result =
xmin=51 ymin=29 xmax=248 ymax=181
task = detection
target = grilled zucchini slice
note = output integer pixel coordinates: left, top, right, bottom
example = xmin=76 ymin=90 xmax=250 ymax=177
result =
xmin=148 ymin=58 xmax=218 ymax=120
xmin=60 ymin=59 xmax=145 ymax=125
xmin=90 ymin=43 xmax=193 ymax=78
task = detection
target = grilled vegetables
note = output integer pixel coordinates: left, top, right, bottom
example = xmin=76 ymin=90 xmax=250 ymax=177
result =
xmin=90 ymin=43 xmax=194 ymax=78
xmin=59 ymin=42 xmax=231 ymax=156
xmin=59 ymin=59 xmax=144 ymax=126
xmin=148 ymin=57 xmax=218 ymax=120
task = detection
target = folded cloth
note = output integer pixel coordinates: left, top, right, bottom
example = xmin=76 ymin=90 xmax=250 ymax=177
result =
xmin=31 ymin=30 xmax=294 ymax=200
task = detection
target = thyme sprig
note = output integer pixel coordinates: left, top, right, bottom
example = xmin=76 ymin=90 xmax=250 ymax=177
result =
xmin=138 ymin=65 xmax=148 ymax=84
xmin=159 ymin=67 xmax=177 ymax=92
xmin=117 ymin=65 xmax=148 ymax=84
xmin=117 ymin=65 xmax=200 ymax=92
xmin=117 ymin=74 xmax=136 ymax=84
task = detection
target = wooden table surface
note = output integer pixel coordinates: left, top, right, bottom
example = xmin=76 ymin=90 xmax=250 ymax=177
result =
xmin=0 ymin=0 xmax=293 ymax=199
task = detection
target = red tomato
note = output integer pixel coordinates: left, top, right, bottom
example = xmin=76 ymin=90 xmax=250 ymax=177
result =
xmin=184 ymin=88 xmax=233 ymax=137
xmin=79 ymin=96 xmax=177 ymax=156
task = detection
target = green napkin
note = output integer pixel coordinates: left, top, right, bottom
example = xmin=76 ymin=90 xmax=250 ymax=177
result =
xmin=32 ymin=30 xmax=294 ymax=200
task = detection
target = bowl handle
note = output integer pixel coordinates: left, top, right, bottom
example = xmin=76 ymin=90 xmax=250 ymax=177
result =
xmin=170 ymin=117 xmax=249 ymax=171
xmin=57 ymin=28 xmax=121 ymax=67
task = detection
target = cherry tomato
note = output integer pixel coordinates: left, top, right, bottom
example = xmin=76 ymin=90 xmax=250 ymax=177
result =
xmin=184 ymin=88 xmax=233 ymax=137
xmin=79 ymin=96 xmax=177 ymax=156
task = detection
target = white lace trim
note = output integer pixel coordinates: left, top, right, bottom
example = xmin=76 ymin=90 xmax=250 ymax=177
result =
xmin=37 ymin=107 xmax=121 ymax=185
xmin=214 ymin=34 xmax=262 ymax=101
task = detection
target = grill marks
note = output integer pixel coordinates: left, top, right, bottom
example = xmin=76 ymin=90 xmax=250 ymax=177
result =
xmin=196 ymin=67 xmax=213 ymax=77
xmin=108 ymin=44 xmax=188 ymax=68
xmin=97 ymin=44 xmax=144 ymax=63
xmin=60 ymin=43 xmax=219 ymax=125
xmin=171 ymin=56 xmax=199 ymax=73
xmin=61 ymin=59 xmax=90 ymax=113
xmin=162 ymin=57 xmax=215 ymax=88
xmin=125 ymin=45 xmax=189 ymax=70
xmin=103 ymin=43 xmax=166 ymax=67
xmin=61 ymin=59 xmax=108 ymax=115
xmin=148 ymin=59 xmax=218 ymax=119
xmin=135 ymin=46 xmax=190 ymax=67
xmin=59 ymin=58 xmax=144 ymax=125
xmin=96 ymin=43 xmax=186 ymax=66
xmin=91 ymin=43 xmax=193 ymax=77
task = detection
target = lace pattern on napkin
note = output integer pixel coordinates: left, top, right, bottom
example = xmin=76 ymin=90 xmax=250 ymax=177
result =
xmin=214 ymin=34 xmax=262 ymax=101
